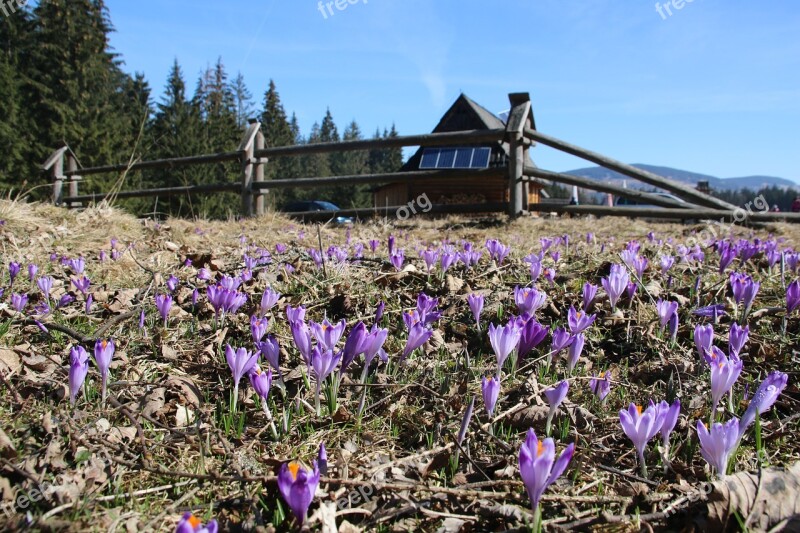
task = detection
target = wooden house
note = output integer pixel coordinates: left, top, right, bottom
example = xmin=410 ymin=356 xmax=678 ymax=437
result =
xmin=373 ymin=93 xmax=543 ymax=209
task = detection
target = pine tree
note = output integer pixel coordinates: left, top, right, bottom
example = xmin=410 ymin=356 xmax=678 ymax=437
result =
xmin=147 ymin=60 xmax=205 ymax=217
xmin=231 ymin=72 xmax=254 ymax=128
xmin=28 ymin=0 xmax=136 ymax=175
xmin=260 ymin=80 xmax=299 ymax=207
xmin=0 ymin=10 xmax=33 ymax=191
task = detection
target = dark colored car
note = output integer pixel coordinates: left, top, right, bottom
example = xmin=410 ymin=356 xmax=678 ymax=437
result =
xmin=282 ymin=201 xmax=353 ymax=224
xmin=615 ymin=192 xmax=687 ymax=208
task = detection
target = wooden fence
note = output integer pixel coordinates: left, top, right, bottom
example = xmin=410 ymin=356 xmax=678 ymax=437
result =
xmin=42 ymin=94 xmax=800 ymax=224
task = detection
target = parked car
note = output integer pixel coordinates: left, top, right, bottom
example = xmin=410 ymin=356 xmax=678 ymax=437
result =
xmin=615 ymin=192 xmax=687 ymax=208
xmin=282 ymin=200 xmax=353 ymax=224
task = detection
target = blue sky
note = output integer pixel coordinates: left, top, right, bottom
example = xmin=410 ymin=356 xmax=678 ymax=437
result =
xmin=104 ymin=0 xmax=800 ymax=182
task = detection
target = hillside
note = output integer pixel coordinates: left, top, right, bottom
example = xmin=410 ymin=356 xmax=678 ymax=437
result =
xmin=565 ymin=164 xmax=799 ymax=191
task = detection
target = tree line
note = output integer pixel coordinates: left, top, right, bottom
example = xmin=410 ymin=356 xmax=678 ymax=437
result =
xmin=0 ymin=0 xmax=401 ymax=218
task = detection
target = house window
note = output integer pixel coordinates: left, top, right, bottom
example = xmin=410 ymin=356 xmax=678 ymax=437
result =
xmin=419 ymin=147 xmax=491 ymax=169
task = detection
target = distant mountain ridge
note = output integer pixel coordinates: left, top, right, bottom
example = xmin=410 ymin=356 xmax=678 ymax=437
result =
xmin=565 ymin=164 xmax=799 ymax=192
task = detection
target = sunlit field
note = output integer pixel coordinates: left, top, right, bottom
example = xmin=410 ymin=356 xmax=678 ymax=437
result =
xmin=0 ymin=199 xmax=797 ymax=532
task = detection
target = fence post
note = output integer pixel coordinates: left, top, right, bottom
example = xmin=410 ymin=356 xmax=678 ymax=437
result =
xmin=505 ymin=94 xmax=532 ymax=218
xmin=66 ymin=152 xmax=82 ymax=208
xmin=253 ymin=127 xmax=266 ymax=216
xmin=238 ymin=121 xmax=261 ymax=217
xmin=43 ymin=145 xmax=68 ymax=206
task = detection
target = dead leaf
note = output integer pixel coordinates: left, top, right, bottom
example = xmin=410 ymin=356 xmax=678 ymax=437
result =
xmin=139 ymin=387 xmax=166 ymax=419
xmin=0 ymin=348 xmax=21 ymax=374
xmin=174 ymin=405 xmax=196 ymax=428
xmin=700 ymin=462 xmax=800 ymax=532
xmin=0 ymin=428 xmax=16 ymax=458
xmin=166 ymin=375 xmax=203 ymax=407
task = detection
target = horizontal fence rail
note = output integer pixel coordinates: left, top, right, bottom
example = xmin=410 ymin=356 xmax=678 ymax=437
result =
xmin=63 ymin=183 xmax=241 ymax=204
xmin=62 ymin=151 xmax=242 ymax=177
xmin=252 ymin=168 xmax=505 ymax=190
xmin=42 ymin=92 xmax=799 ymax=224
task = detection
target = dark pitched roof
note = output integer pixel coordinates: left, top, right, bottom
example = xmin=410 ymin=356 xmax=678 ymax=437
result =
xmin=400 ymin=93 xmax=536 ymax=172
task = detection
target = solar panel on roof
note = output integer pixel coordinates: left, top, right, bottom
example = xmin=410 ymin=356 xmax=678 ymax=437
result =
xmin=438 ymin=148 xmax=457 ymax=168
xmin=454 ymin=148 xmax=473 ymax=168
xmin=471 ymin=147 xmax=491 ymax=168
xmin=419 ymin=148 xmax=439 ymax=169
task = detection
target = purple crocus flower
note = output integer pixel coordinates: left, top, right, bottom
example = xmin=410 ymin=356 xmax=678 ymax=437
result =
xmin=787 ymin=279 xmax=800 ymax=315
xmin=37 ymin=276 xmax=53 ymax=299
xmin=310 ymin=319 xmax=347 ymax=351
xmin=277 ymin=460 xmax=320 ymax=524
xmin=420 ymin=249 xmax=439 ymax=274
xmin=225 ymin=344 xmax=258 ymax=409
xmin=256 ymin=335 xmax=281 ymax=372
xmin=28 ymin=263 xmax=37 ymax=280
xmin=387 ymin=234 xmax=395 ymax=255
xmin=567 ymin=306 xmax=595 ymax=334
xmin=175 ymin=512 xmax=218 ymax=533
xmin=249 ymin=365 xmax=272 ymax=400
xmin=56 ymin=294 xmax=74 ymax=310
xmin=589 ymin=371 xmax=611 ymax=402
xmin=693 ymin=304 xmax=727 ymax=318
xmin=697 ymin=418 xmax=739 ymax=479
xmin=390 ymin=250 xmax=405 ymax=271
xmin=481 ymin=375 xmax=500 ymax=416
xmin=85 ymin=294 xmax=93 ymax=315
xmin=728 ymin=323 xmax=749 ymax=359
xmin=549 ymin=327 xmax=574 ymax=364
xmin=718 ymin=242 xmax=737 ymax=273
xmin=340 ymin=321 xmax=368 ymax=374
xmin=602 ymin=264 xmax=629 ymax=311
xmin=374 ymin=301 xmax=385 ymax=324
xmin=694 ymin=324 xmax=714 ymax=360
xmin=485 ymin=239 xmax=510 ymax=265
xmin=310 ymin=346 xmax=341 ymax=414
xmin=260 ymin=287 xmax=281 ymax=315
xmin=93 ymin=339 xmax=115 ymax=405
xmin=166 ymin=275 xmax=179 ymax=292
xmin=529 ymin=257 xmax=542 ymax=281
xmin=401 ymin=322 xmax=433 ymax=362
xmin=544 ymin=380 xmax=569 ymax=435
xmin=518 ymin=428 xmax=575 ymax=513
xmin=155 ymin=294 xmax=173 ymax=328
xmin=197 ymin=268 xmax=211 ymax=281
xmin=709 ymin=349 xmax=743 ymax=414
xmin=658 ymin=400 xmax=681 ymax=463
xmin=619 ymin=402 xmax=665 ymax=477
xmin=369 ymin=239 xmax=380 ymax=253
xmin=11 ymin=293 xmax=27 ymax=313
xmin=655 ymin=299 xmax=678 ymax=330
xmin=516 ymin=316 xmax=549 ymax=359
xmin=566 ymin=333 xmax=584 ymax=372
xmin=659 ymin=255 xmax=675 ymax=274
xmin=286 ymin=304 xmax=306 ymax=324
xmin=729 ymin=272 xmax=760 ymax=319
xmin=362 ymin=325 xmax=389 ymax=367
xmin=488 ymin=321 xmax=522 ymax=376
xmin=544 ymin=268 xmax=556 ymax=287
xmin=582 ymin=282 xmax=598 ymax=311
xmin=290 ymin=320 xmax=313 ymax=366
xmin=8 ymin=261 xmax=20 ymax=286
xmin=72 ymin=275 xmax=91 ymax=294
xmin=514 ymin=286 xmax=547 ymax=315
xmin=251 ymin=315 xmax=268 ymax=342
xmin=467 ymin=293 xmax=484 ymax=331
xmin=737 ymin=371 xmax=788 ymax=442
xmin=68 ymin=346 xmax=89 ymax=406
